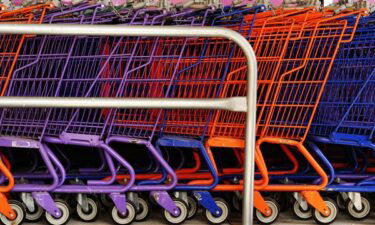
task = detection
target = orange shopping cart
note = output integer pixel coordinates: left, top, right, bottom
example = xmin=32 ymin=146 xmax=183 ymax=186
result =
xmin=203 ymin=8 xmax=363 ymax=224
xmin=100 ymin=5 xmax=362 ymax=224
xmin=151 ymin=7 xmax=363 ymax=224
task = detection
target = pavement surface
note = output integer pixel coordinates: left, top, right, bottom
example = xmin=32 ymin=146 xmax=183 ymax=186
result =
xmin=28 ymin=208 xmax=375 ymax=225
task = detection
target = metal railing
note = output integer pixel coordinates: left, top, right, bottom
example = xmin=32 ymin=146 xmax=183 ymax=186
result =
xmin=0 ymin=24 xmax=257 ymax=225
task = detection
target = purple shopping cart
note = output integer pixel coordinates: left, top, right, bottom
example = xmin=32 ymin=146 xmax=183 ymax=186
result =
xmin=0 ymin=4 xmax=224 ymax=225
xmin=0 ymin=4 xmax=155 ymax=225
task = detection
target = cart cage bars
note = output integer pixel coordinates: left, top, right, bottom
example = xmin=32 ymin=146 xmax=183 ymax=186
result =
xmin=149 ymin=9 xmax=363 ymax=142
xmin=0 ymin=7 xmax=219 ymax=140
xmin=0 ymin=4 xmax=51 ymax=97
xmin=310 ymin=14 xmax=375 ymax=145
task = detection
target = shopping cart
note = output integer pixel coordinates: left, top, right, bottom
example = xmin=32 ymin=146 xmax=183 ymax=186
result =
xmin=0 ymin=3 xmax=52 ymax=223
xmin=0 ymin=2 xmax=366 ymax=225
xmin=100 ymin=5 xmax=269 ymax=224
xmin=151 ymin=7 xmax=362 ymax=224
xmin=308 ymin=13 xmax=375 ymax=220
xmin=0 ymin=4 xmax=230 ymax=224
xmin=226 ymin=9 xmax=364 ymax=224
xmin=0 ymin=3 xmax=145 ymax=224
xmin=100 ymin=7 xmax=241 ymax=224
xmin=99 ymin=5 xmax=362 ymax=224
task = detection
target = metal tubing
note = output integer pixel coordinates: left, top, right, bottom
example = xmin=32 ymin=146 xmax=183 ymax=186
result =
xmin=0 ymin=97 xmax=247 ymax=112
xmin=0 ymin=24 xmax=257 ymax=224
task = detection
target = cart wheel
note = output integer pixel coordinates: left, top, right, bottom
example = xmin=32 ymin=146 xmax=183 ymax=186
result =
xmin=187 ymin=196 xmax=198 ymax=219
xmin=45 ymin=199 xmax=71 ymax=225
xmin=231 ymin=195 xmax=241 ymax=212
xmin=272 ymin=192 xmax=288 ymax=212
xmin=0 ymin=200 xmax=26 ymax=225
xmin=100 ymin=194 xmax=113 ymax=208
xmin=135 ymin=197 xmax=151 ymax=222
xmin=292 ymin=200 xmax=312 ymax=220
xmin=25 ymin=203 xmax=44 ymax=222
xmin=76 ymin=197 xmax=99 ymax=222
xmin=346 ymin=196 xmax=371 ymax=220
xmin=255 ymin=197 xmax=279 ymax=224
xmin=163 ymin=199 xmax=188 ymax=224
xmin=205 ymin=198 xmax=230 ymax=225
xmin=111 ymin=201 xmax=136 ymax=225
xmin=336 ymin=194 xmax=346 ymax=211
xmin=313 ymin=198 xmax=337 ymax=224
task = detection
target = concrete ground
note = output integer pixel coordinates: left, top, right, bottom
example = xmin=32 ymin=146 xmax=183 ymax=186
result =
xmin=29 ymin=208 xmax=375 ymax=225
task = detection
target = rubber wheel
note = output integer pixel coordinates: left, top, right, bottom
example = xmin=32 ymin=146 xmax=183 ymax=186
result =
xmin=187 ymin=196 xmax=198 ymax=220
xmin=25 ymin=203 xmax=44 ymax=222
xmin=270 ymin=192 xmax=288 ymax=212
xmin=163 ymin=199 xmax=188 ymax=224
xmin=0 ymin=200 xmax=26 ymax=225
xmin=231 ymin=194 xmax=241 ymax=212
xmin=255 ymin=197 xmax=280 ymax=224
xmin=76 ymin=197 xmax=99 ymax=222
xmin=313 ymin=197 xmax=338 ymax=224
xmin=45 ymin=199 xmax=71 ymax=225
xmin=205 ymin=198 xmax=230 ymax=224
xmin=100 ymin=194 xmax=113 ymax=208
xmin=135 ymin=197 xmax=151 ymax=222
xmin=346 ymin=196 xmax=371 ymax=220
xmin=336 ymin=193 xmax=346 ymax=211
xmin=111 ymin=201 xmax=136 ymax=225
xmin=292 ymin=200 xmax=312 ymax=220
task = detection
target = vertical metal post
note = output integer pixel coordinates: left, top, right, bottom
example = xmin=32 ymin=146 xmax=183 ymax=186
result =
xmin=243 ymin=37 xmax=258 ymax=225
xmin=0 ymin=24 xmax=258 ymax=224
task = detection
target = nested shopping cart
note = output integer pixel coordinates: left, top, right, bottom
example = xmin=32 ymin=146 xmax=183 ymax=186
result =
xmin=149 ymin=7 xmax=362 ymax=224
xmin=215 ymin=9 xmax=363 ymax=224
xmin=101 ymin=6 xmax=361 ymax=224
xmin=0 ymin=3 xmax=52 ymax=223
xmin=308 ymin=13 xmax=375 ymax=220
xmin=0 ymin=4 xmax=147 ymax=224
xmin=100 ymin=7 xmax=241 ymax=224
xmin=101 ymin=5 xmax=270 ymax=224
xmin=0 ymin=4 xmax=232 ymax=224
xmin=0 ymin=3 xmax=52 ymax=95
xmin=0 ymin=3 xmax=368 ymax=225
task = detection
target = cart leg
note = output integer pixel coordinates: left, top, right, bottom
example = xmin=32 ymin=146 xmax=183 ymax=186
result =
xmin=32 ymin=192 xmax=61 ymax=218
xmin=193 ymin=191 xmax=221 ymax=216
xmin=110 ymin=193 xmax=127 ymax=215
xmin=151 ymin=191 xmax=179 ymax=216
xmin=301 ymin=191 xmax=330 ymax=216
xmin=253 ymin=191 xmax=271 ymax=216
xmin=0 ymin=193 xmax=16 ymax=220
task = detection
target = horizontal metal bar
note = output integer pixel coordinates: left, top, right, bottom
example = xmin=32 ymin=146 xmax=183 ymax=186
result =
xmin=0 ymin=24 xmax=257 ymax=225
xmin=0 ymin=23 xmax=243 ymax=39
xmin=0 ymin=97 xmax=247 ymax=112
